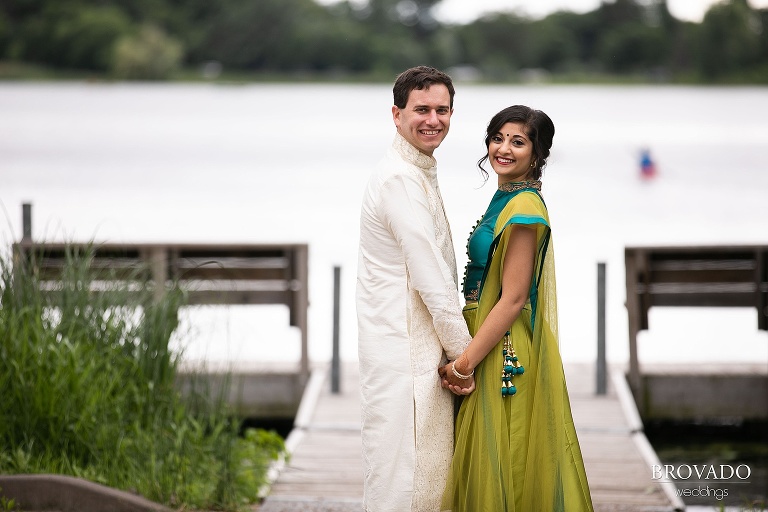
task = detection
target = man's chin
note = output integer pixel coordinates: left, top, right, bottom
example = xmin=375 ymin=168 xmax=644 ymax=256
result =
xmin=418 ymin=138 xmax=446 ymax=154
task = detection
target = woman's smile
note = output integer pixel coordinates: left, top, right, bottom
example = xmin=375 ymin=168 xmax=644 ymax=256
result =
xmin=489 ymin=122 xmax=534 ymax=184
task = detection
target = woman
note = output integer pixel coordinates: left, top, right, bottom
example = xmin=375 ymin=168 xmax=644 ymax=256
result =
xmin=439 ymin=105 xmax=594 ymax=511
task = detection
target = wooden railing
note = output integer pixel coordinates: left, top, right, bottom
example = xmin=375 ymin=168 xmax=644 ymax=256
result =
xmin=625 ymin=245 xmax=768 ymax=393
xmin=13 ymin=241 xmax=310 ymax=382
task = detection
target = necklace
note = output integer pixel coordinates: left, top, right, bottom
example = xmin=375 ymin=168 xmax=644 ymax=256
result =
xmin=498 ymin=180 xmax=542 ymax=193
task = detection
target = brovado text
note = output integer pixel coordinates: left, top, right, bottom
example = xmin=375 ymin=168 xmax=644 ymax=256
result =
xmin=652 ymin=464 xmax=752 ymax=481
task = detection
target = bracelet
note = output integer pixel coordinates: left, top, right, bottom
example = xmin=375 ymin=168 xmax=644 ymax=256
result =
xmin=451 ymin=361 xmax=474 ymax=380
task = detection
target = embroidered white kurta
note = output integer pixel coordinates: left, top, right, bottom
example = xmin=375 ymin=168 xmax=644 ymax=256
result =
xmin=356 ymin=133 xmax=472 ymax=512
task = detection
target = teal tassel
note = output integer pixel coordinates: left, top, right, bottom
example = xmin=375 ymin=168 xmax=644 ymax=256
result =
xmin=500 ymin=331 xmax=523 ymax=398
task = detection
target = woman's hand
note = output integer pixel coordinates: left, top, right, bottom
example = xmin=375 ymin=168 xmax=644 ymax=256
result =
xmin=439 ymin=362 xmax=475 ymax=395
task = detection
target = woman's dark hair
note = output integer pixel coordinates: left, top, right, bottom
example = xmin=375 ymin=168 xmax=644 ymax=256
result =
xmin=393 ymin=66 xmax=455 ymax=109
xmin=478 ymin=105 xmax=555 ymax=182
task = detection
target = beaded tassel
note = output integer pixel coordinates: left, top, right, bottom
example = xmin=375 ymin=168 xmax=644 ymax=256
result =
xmin=501 ymin=331 xmax=524 ymax=397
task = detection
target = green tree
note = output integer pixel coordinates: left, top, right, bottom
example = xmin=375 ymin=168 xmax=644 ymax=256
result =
xmin=359 ymin=0 xmax=441 ymax=38
xmin=198 ymin=0 xmax=301 ymax=70
xmin=597 ymin=22 xmax=667 ymax=73
xmin=757 ymin=8 xmax=768 ymax=78
xmin=528 ymin=13 xmax=583 ymax=72
xmin=1 ymin=0 xmax=766 ymax=82
xmin=0 ymin=10 xmax=9 ymax=59
xmin=19 ymin=4 xmax=133 ymax=71
xmin=455 ymin=13 xmax=534 ymax=80
xmin=544 ymin=8 xmax=604 ymax=71
xmin=348 ymin=0 xmax=443 ymax=73
xmin=112 ymin=24 xmax=183 ymax=79
xmin=698 ymin=0 xmax=762 ymax=79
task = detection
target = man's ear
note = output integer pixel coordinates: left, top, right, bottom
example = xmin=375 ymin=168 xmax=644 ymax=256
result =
xmin=392 ymin=105 xmax=400 ymax=128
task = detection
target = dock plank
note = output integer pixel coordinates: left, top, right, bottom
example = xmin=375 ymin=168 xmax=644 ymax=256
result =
xmin=259 ymin=362 xmax=681 ymax=512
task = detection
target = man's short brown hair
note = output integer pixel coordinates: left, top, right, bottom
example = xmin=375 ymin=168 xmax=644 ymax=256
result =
xmin=393 ymin=66 xmax=455 ymax=109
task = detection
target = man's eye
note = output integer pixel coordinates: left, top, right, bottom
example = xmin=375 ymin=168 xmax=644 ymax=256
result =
xmin=437 ymin=108 xmax=449 ymax=114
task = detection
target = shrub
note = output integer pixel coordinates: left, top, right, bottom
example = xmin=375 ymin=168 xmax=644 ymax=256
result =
xmin=0 ymin=244 xmax=284 ymax=511
xmin=112 ymin=24 xmax=183 ymax=80
xmin=18 ymin=5 xmax=133 ymax=71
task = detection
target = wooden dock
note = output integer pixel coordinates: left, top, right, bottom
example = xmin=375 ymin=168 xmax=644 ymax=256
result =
xmin=258 ymin=362 xmax=684 ymax=512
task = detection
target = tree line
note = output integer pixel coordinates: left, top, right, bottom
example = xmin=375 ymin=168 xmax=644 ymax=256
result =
xmin=0 ymin=0 xmax=766 ymax=82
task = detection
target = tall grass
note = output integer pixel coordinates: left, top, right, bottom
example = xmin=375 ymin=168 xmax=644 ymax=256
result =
xmin=0 ymin=244 xmax=284 ymax=511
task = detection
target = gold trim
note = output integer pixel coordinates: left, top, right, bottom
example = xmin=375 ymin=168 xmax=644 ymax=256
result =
xmin=498 ymin=180 xmax=541 ymax=192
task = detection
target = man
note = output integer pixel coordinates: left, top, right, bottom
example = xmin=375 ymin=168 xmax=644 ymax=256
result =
xmin=356 ymin=66 xmax=474 ymax=512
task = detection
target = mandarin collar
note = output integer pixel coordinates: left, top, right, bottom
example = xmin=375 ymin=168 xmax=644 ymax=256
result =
xmin=393 ymin=132 xmax=437 ymax=172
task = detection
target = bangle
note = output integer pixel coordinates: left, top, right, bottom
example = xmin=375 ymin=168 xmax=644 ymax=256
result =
xmin=452 ymin=361 xmax=474 ymax=380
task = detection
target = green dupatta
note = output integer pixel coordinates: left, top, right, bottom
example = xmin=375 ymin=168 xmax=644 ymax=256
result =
xmin=442 ymin=190 xmax=594 ymax=512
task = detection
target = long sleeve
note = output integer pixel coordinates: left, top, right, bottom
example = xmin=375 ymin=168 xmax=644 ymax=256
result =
xmin=378 ymin=173 xmax=471 ymax=360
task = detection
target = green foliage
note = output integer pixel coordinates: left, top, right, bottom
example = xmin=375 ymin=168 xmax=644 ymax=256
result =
xmin=0 ymin=245 xmax=285 ymax=511
xmin=454 ymin=13 xmax=532 ymax=78
xmin=0 ymin=0 xmax=766 ymax=82
xmin=19 ymin=5 xmax=133 ymax=71
xmin=597 ymin=22 xmax=668 ymax=73
xmin=199 ymin=0 xmax=301 ymax=70
xmin=0 ymin=487 xmax=18 ymax=512
xmin=112 ymin=24 xmax=183 ymax=80
xmin=526 ymin=16 xmax=580 ymax=72
xmin=698 ymin=0 xmax=763 ymax=79
xmin=0 ymin=10 xmax=10 ymax=60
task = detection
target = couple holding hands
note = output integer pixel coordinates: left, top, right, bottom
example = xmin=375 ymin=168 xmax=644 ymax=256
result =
xmin=356 ymin=66 xmax=594 ymax=512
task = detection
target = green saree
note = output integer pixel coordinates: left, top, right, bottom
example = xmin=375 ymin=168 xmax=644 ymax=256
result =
xmin=442 ymin=186 xmax=594 ymax=512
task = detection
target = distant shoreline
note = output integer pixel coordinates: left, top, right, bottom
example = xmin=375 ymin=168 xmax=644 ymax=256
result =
xmin=3 ymin=60 xmax=768 ymax=86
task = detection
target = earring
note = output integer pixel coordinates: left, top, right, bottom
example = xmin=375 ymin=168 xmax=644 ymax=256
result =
xmin=530 ymin=160 xmax=536 ymax=168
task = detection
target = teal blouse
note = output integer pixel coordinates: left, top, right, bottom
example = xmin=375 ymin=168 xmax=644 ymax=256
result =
xmin=462 ymin=182 xmax=543 ymax=302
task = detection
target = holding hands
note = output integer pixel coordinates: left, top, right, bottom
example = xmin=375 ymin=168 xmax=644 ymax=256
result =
xmin=438 ymin=355 xmax=475 ymax=395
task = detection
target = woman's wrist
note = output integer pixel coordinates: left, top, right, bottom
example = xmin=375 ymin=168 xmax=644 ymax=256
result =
xmin=451 ymin=361 xmax=473 ymax=380
xmin=453 ymin=353 xmax=474 ymax=378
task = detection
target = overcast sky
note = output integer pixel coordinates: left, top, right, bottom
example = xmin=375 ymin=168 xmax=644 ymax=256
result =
xmin=433 ymin=0 xmax=768 ymax=23
xmin=316 ymin=0 xmax=768 ymax=23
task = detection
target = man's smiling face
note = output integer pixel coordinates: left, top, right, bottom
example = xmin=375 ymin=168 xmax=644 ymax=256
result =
xmin=392 ymin=84 xmax=453 ymax=156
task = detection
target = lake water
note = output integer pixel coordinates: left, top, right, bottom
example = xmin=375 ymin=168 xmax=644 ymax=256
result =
xmin=2 ymin=82 xmax=767 ymax=369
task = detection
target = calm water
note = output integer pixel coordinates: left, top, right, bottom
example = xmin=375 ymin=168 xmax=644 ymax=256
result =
xmin=3 ymin=81 xmax=768 ymax=510
xmin=2 ymin=82 xmax=767 ymax=367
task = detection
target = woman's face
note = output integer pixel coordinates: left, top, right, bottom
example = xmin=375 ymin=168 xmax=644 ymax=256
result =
xmin=488 ymin=122 xmax=534 ymax=184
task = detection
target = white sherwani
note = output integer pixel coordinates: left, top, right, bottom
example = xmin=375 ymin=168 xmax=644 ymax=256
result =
xmin=356 ymin=133 xmax=472 ymax=512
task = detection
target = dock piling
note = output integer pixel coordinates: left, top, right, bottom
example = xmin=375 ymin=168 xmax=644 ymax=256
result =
xmin=331 ymin=265 xmax=341 ymax=394
xmin=22 ymin=203 xmax=32 ymax=241
xmin=597 ymin=262 xmax=607 ymax=395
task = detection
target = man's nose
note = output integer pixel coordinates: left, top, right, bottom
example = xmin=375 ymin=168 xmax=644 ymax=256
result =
xmin=426 ymin=109 xmax=439 ymax=124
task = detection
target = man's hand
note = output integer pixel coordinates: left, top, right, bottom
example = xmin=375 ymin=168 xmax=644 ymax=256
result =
xmin=438 ymin=362 xmax=475 ymax=395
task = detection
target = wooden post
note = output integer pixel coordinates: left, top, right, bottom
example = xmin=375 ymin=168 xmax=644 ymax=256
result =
xmin=148 ymin=247 xmax=167 ymax=303
xmin=294 ymin=245 xmax=310 ymax=384
xmin=757 ymin=248 xmax=767 ymax=331
xmin=596 ymin=262 xmax=607 ymax=395
xmin=624 ymin=249 xmax=643 ymax=402
xmin=331 ymin=265 xmax=341 ymax=394
xmin=22 ymin=203 xmax=32 ymax=241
